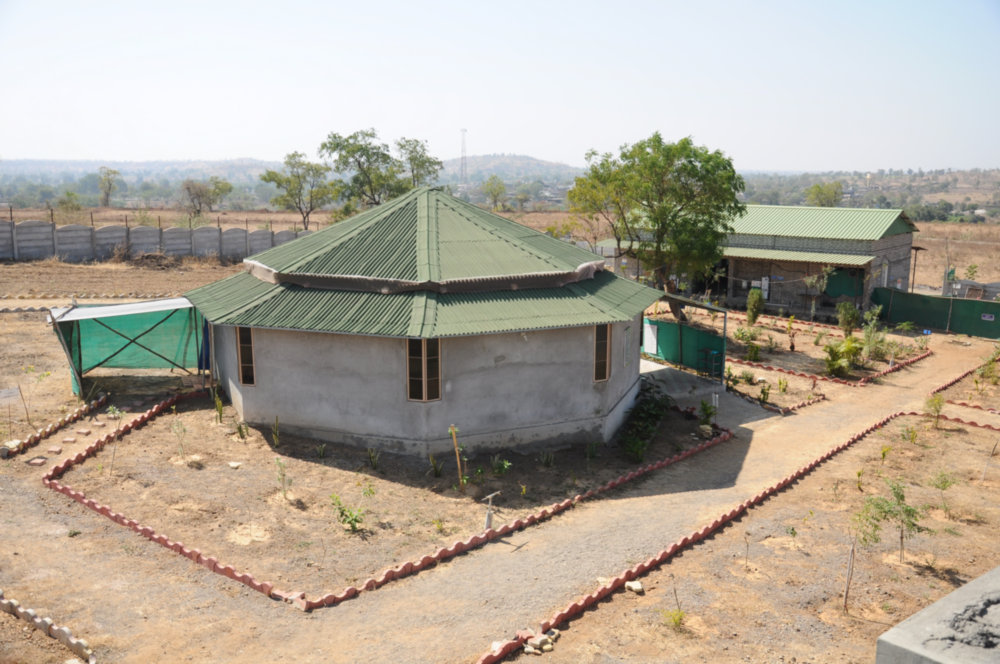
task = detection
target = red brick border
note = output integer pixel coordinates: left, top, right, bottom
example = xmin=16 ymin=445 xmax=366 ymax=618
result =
xmin=0 ymin=589 xmax=95 ymax=663
xmin=40 ymin=394 xmax=735 ymax=612
xmin=1 ymin=394 xmax=107 ymax=459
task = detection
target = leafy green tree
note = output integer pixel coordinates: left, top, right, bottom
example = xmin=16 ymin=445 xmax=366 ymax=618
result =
xmin=395 ymin=137 xmax=443 ymax=188
xmin=805 ymin=181 xmax=844 ymax=207
xmin=618 ymin=134 xmax=745 ymax=285
xmin=568 ymin=150 xmax=643 ymax=271
xmin=480 ymin=175 xmax=507 ymax=211
xmin=260 ymin=152 xmax=339 ymax=230
xmin=98 ymin=166 xmax=120 ymax=207
xmin=181 ymin=177 xmax=233 ymax=216
xmin=319 ymin=128 xmax=408 ymax=207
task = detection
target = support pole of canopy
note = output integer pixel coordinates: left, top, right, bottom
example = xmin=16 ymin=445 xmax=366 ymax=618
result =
xmin=49 ymin=305 xmax=86 ymax=396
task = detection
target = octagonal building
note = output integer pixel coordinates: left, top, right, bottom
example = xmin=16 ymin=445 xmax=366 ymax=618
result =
xmin=186 ymin=187 xmax=662 ymax=455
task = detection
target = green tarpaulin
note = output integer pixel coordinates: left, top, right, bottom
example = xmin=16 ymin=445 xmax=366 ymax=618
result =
xmin=49 ymin=298 xmax=206 ymax=394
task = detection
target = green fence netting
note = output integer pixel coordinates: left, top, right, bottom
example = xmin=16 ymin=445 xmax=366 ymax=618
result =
xmin=872 ymin=288 xmax=1000 ymax=339
xmin=51 ymin=300 xmax=206 ymax=394
xmin=643 ymin=317 xmax=726 ymax=377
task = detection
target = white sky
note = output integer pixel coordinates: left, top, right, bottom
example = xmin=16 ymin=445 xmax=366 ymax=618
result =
xmin=1 ymin=0 xmax=998 ymax=172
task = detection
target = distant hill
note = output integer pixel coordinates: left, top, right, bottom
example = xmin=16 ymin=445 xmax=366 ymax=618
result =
xmin=439 ymin=154 xmax=583 ymax=185
xmin=0 ymin=158 xmax=281 ymax=184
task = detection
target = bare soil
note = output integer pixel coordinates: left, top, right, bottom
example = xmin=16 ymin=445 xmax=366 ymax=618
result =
xmin=2 ymin=261 xmax=999 ymax=664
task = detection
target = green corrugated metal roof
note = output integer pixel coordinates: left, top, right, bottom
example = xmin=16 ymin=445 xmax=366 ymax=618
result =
xmin=186 ymin=270 xmax=660 ymax=338
xmin=248 ymin=187 xmax=602 ymax=283
xmin=722 ymin=247 xmax=874 ymax=266
xmin=729 ymin=205 xmax=916 ymax=241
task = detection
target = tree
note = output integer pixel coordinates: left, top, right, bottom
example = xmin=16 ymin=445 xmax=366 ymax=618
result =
xmin=98 ymin=167 xmax=120 ymax=207
xmin=260 ymin=152 xmax=339 ymax=230
xmin=181 ymin=177 xmax=233 ymax=216
xmin=480 ymin=175 xmax=507 ymax=211
xmin=853 ymin=479 xmax=927 ymax=563
xmin=395 ymin=137 xmax=443 ymax=188
xmin=805 ymin=181 xmax=844 ymax=207
xmin=319 ymin=128 xmax=408 ymax=207
xmin=568 ymin=150 xmax=643 ymax=275
xmin=619 ymin=134 xmax=745 ymax=286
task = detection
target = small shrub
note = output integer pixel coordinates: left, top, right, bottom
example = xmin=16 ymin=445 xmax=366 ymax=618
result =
xmin=895 ymin=321 xmax=915 ymax=335
xmin=330 ymin=493 xmax=364 ymax=532
xmin=539 ymin=450 xmax=556 ymax=467
xmin=733 ymin=326 xmax=760 ymax=343
xmin=777 ymin=377 xmax=788 ymax=393
xmin=758 ymin=383 xmax=770 ymax=405
xmin=315 ymin=443 xmax=327 ymax=459
xmin=930 ymin=471 xmax=956 ymax=515
xmin=837 ymin=302 xmax=861 ymax=337
xmin=746 ymin=343 xmax=760 ymax=362
xmin=271 ymin=416 xmax=280 ymax=448
xmin=427 ymin=453 xmax=443 ymax=477
xmin=660 ymin=608 xmax=686 ymax=631
xmin=926 ymin=393 xmax=945 ymax=427
xmin=724 ymin=366 xmax=737 ymax=391
xmin=814 ymin=331 xmax=828 ymax=346
xmin=212 ymin=388 xmax=224 ymax=424
xmin=746 ymin=288 xmax=764 ymax=325
xmin=491 ymin=454 xmax=512 ymax=476
xmin=698 ymin=399 xmax=717 ymax=426
xmin=367 ymin=447 xmax=381 ymax=471
xmin=765 ymin=335 xmax=778 ymax=353
xmin=585 ymin=440 xmax=601 ymax=460
xmin=740 ymin=369 xmax=756 ymax=384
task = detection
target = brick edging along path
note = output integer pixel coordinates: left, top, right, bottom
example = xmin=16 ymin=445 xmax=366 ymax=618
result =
xmin=0 ymin=589 xmax=95 ymax=663
xmin=472 ymin=364 xmax=996 ymax=663
xmin=39 ymin=391 xmax=736 ymax=612
xmin=726 ymin=349 xmax=932 ymax=387
xmin=1 ymin=394 xmax=107 ymax=459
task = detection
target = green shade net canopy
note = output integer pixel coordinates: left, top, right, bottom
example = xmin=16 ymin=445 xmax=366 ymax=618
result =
xmin=48 ymin=298 xmax=207 ymax=395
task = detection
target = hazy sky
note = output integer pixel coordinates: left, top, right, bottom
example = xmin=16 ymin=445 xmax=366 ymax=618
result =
xmin=1 ymin=0 xmax=998 ymax=172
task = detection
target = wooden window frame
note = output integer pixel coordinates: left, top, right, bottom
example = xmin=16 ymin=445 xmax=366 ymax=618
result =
xmin=594 ymin=324 xmax=611 ymax=382
xmin=407 ymin=338 xmax=441 ymax=402
xmin=236 ymin=326 xmax=255 ymax=386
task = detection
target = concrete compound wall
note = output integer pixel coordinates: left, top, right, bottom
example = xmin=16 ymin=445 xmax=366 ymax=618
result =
xmin=0 ymin=219 xmax=311 ymax=262
xmin=212 ymin=315 xmax=644 ymax=455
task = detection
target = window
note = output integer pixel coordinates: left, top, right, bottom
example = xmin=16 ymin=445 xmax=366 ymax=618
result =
xmin=594 ymin=324 xmax=611 ymax=381
xmin=407 ymin=338 xmax=441 ymax=401
xmin=236 ymin=327 xmax=255 ymax=385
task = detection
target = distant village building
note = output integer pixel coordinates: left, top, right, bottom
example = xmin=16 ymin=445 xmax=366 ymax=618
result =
xmin=186 ymin=187 xmax=662 ymax=455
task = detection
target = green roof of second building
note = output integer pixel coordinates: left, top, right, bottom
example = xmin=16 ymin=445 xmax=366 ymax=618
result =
xmin=729 ymin=205 xmax=916 ymax=241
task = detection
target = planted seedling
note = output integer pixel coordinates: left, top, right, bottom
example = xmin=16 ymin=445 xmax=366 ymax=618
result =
xmin=930 ymin=471 xmax=956 ymax=517
xmin=490 ymin=454 xmax=512 ymax=476
xmin=427 ymin=453 xmax=443 ymax=478
xmin=330 ymin=493 xmax=364 ymax=532
xmin=171 ymin=418 xmax=187 ymax=457
xmin=275 ymin=457 xmax=291 ymax=500
xmin=106 ymin=405 xmax=124 ymax=477
xmin=925 ymin=393 xmax=945 ymax=428
xmin=366 ymin=447 xmax=381 ymax=471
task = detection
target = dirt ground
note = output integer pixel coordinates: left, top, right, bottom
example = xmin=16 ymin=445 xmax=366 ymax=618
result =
xmin=2 ymin=260 xmax=999 ymax=664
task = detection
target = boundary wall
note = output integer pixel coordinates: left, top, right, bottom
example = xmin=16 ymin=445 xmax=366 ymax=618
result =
xmin=0 ymin=220 xmax=310 ymax=262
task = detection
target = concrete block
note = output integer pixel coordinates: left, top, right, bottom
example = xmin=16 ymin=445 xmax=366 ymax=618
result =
xmin=47 ymin=446 xmax=62 ymax=454
xmin=26 ymin=456 xmax=47 ymax=466
xmin=877 ymin=565 xmax=1000 ymax=663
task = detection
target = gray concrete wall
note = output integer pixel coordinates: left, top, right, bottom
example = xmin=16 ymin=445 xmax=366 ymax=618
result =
xmin=872 ymin=233 xmax=913 ymax=292
xmin=214 ymin=316 xmax=644 ymax=456
xmin=0 ymin=220 xmax=311 ymax=262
